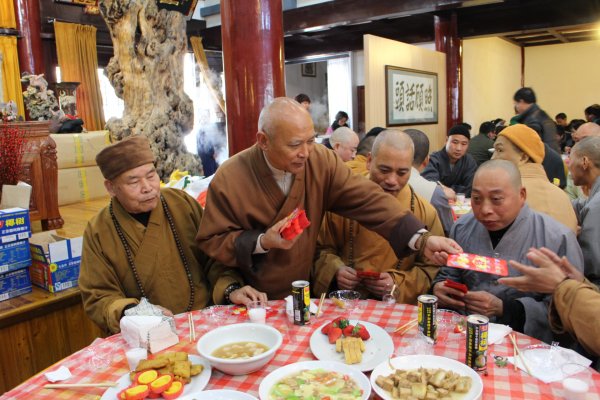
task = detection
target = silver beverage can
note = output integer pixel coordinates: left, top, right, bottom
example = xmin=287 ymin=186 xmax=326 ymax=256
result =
xmin=465 ymin=314 xmax=489 ymax=372
xmin=417 ymin=294 xmax=437 ymax=343
xmin=292 ymin=280 xmax=310 ymax=325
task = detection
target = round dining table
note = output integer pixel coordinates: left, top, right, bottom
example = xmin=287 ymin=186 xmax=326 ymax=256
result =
xmin=2 ymin=299 xmax=599 ymax=399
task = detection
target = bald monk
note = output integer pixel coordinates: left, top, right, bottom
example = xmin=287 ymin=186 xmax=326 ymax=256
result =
xmin=314 ymin=130 xmax=443 ymax=303
xmin=79 ymin=136 xmax=264 ymax=333
xmin=330 ymin=126 xmax=360 ymax=162
xmin=197 ymin=97 xmax=461 ymax=299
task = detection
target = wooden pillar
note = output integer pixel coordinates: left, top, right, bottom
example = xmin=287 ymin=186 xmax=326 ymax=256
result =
xmin=221 ymin=0 xmax=286 ymax=156
xmin=434 ymin=12 xmax=462 ymax=131
xmin=12 ymin=0 xmax=45 ymax=75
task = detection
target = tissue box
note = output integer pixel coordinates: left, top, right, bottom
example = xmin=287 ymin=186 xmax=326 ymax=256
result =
xmin=0 ymin=240 xmax=32 ymax=274
xmin=29 ymin=231 xmax=82 ymax=292
xmin=0 ymin=267 xmax=32 ymax=302
xmin=0 ymin=208 xmax=31 ymax=244
xmin=120 ymin=316 xmax=179 ymax=354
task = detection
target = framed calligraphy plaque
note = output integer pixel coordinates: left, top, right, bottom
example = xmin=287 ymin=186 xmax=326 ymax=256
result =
xmin=385 ymin=66 xmax=438 ymax=126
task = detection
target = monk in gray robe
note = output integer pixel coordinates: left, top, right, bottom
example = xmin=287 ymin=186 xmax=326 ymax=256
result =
xmin=197 ymin=98 xmax=461 ymax=300
xmin=79 ymin=136 xmax=264 ymax=333
xmin=432 ymin=160 xmax=583 ymax=343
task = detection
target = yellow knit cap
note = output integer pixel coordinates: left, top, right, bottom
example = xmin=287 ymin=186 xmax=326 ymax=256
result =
xmin=498 ymin=124 xmax=545 ymax=163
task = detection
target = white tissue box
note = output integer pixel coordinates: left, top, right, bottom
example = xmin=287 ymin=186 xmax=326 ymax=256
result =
xmin=120 ymin=316 xmax=179 ymax=353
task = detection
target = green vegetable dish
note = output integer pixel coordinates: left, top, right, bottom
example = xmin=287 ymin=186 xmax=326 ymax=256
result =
xmin=269 ymin=368 xmax=363 ymax=400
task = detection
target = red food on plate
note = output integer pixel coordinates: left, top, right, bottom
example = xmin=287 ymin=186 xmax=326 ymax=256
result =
xmin=162 ymin=381 xmax=184 ymax=399
xmin=354 ymin=323 xmax=370 ymax=340
xmin=446 ymin=253 xmax=509 ymax=276
xmin=149 ymin=374 xmax=174 ymax=394
xmin=342 ymin=325 xmax=355 ymax=337
xmin=328 ymin=326 xmax=343 ymax=344
xmin=444 ymin=279 xmax=469 ymax=294
xmin=123 ymin=384 xmax=150 ymax=400
xmin=134 ymin=369 xmax=158 ymax=385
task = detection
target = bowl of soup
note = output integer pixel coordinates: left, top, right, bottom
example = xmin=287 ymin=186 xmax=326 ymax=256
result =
xmin=197 ymin=323 xmax=283 ymax=375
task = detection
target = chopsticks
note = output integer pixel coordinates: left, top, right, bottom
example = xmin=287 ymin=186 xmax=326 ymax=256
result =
xmin=509 ymin=333 xmax=533 ymax=376
xmin=394 ymin=319 xmax=418 ymax=334
xmin=44 ymin=383 xmax=117 ymax=389
xmin=188 ymin=312 xmax=196 ymax=342
xmin=316 ymin=292 xmax=326 ymax=317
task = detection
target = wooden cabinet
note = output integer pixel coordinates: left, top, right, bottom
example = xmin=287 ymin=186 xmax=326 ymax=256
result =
xmin=6 ymin=121 xmax=64 ymax=230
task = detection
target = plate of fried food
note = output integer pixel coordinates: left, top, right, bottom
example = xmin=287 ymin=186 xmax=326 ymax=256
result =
xmin=370 ymin=355 xmax=483 ymax=400
xmin=310 ymin=317 xmax=394 ymax=372
xmin=101 ymin=351 xmax=210 ymax=399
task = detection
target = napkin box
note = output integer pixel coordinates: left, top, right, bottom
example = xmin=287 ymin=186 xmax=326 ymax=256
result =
xmin=29 ymin=231 xmax=82 ymax=293
xmin=0 ymin=208 xmax=31 ymax=244
xmin=120 ymin=316 xmax=179 ymax=354
xmin=0 ymin=267 xmax=32 ymax=302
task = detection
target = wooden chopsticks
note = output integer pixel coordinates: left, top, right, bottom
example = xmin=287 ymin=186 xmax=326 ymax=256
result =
xmin=509 ymin=333 xmax=533 ymax=376
xmin=188 ymin=312 xmax=196 ymax=342
xmin=44 ymin=383 xmax=117 ymax=389
xmin=394 ymin=319 xmax=418 ymax=334
xmin=316 ymin=292 xmax=326 ymax=317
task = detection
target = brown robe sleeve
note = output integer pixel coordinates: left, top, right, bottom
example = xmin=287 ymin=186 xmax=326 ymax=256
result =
xmin=550 ymin=279 xmax=600 ymax=356
xmin=313 ymin=213 xmax=347 ymax=295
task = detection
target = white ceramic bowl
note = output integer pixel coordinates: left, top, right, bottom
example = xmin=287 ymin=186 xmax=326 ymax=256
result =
xmin=197 ymin=323 xmax=282 ymax=375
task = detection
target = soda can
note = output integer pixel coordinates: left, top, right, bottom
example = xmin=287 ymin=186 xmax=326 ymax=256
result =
xmin=292 ymin=280 xmax=310 ymax=325
xmin=465 ymin=314 xmax=489 ymax=372
xmin=417 ymin=294 xmax=437 ymax=343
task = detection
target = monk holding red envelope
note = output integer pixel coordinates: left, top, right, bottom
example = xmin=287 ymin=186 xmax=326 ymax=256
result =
xmin=431 ymin=160 xmax=583 ymax=343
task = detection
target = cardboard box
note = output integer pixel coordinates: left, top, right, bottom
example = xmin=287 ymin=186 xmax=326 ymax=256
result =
xmin=0 ymin=240 xmax=32 ymax=274
xmin=52 ymin=131 xmax=112 ymax=169
xmin=0 ymin=208 xmax=31 ymax=244
xmin=29 ymin=231 xmax=83 ymax=293
xmin=0 ymin=268 xmax=32 ymax=302
xmin=57 ymin=166 xmax=107 ymax=206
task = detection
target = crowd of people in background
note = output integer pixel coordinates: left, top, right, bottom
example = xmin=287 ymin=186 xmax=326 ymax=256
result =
xmin=82 ymin=89 xmax=600 ymax=374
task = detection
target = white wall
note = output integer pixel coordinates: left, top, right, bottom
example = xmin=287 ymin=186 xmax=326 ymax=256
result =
xmin=462 ymin=37 xmax=521 ymax=133
xmin=525 ymin=40 xmax=600 ymax=122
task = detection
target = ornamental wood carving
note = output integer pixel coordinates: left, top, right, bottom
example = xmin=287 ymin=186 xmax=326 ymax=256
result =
xmin=99 ymin=0 xmax=202 ymax=180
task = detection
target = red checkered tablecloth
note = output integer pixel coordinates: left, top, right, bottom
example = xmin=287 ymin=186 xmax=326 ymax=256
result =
xmin=2 ymin=299 xmax=599 ymax=399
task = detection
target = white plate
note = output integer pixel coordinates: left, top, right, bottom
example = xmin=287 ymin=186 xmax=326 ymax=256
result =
xmin=370 ymin=355 xmax=483 ymax=400
xmin=258 ymin=360 xmax=371 ymax=400
xmin=101 ymin=355 xmax=211 ymax=399
xmin=179 ymin=390 xmax=258 ymax=400
xmin=310 ymin=320 xmax=394 ymax=372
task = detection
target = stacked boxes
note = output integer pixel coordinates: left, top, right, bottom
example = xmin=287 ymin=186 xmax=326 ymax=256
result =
xmin=0 ymin=208 xmax=32 ymax=301
xmin=29 ymin=231 xmax=83 ymax=293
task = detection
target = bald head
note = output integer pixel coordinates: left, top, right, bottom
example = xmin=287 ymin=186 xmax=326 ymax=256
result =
xmin=371 ymin=130 xmax=415 ymax=159
xmin=475 ymin=159 xmax=522 ymax=190
xmin=572 ymin=136 xmax=600 ymax=169
xmin=258 ymin=97 xmax=312 ymax=139
xmin=572 ymin=122 xmax=600 ymax=143
xmin=330 ymin=126 xmax=359 ymax=161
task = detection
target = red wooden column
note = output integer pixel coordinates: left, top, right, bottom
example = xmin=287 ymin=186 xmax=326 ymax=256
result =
xmin=12 ymin=0 xmax=45 ymax=75
xmin=434 ymin=12 xmax=462 ymax=131
xmin=221 ymin=0 xmax=286 ymax=156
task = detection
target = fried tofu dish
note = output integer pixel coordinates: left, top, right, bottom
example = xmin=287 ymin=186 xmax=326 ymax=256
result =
xmin=130 ymin=351 xmax=203 ymax=384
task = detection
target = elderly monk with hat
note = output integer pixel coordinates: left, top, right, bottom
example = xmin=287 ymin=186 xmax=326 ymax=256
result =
xmin=79 ymin=135 xmax=265 ymax=333
xmin=491 ymin=124 xmax=577 ymax=233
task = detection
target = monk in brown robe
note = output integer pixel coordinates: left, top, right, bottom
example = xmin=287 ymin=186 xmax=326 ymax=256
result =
xmin=499 ymin=248 xmax=599 ymax=357
xmin=79 ymin=136 xmax=264 ymax=334
xmin=314 ymin=130 xmax=443 ymax=303
xmin=197 ymin=98 xmax=461 ymax=300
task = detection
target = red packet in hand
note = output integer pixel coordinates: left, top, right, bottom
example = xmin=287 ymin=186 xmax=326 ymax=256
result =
xmin=446 ymin=253 xmax=509 ymax=276
xmin=356 ymin=270 xmax=381 ymax=279
xmin=279 ymin=208 xmax=311 ymax=241
xmin=444 ymin=279 xmax=468 ymax=293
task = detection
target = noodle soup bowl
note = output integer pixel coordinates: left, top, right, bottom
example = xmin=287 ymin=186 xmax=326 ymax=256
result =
xmin=197 ymin=323 xmax=283 ymax=375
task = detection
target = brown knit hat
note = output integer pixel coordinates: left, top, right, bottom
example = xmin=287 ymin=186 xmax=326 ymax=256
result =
xmin=96 ymin=135 xmax=155 ymax=180
xmin=498 ymin=124 xmax=545 ymax=163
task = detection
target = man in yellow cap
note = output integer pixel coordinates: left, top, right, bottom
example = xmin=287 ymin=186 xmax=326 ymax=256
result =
xmin=491 ymin=124 xmax=577 ymax=233
xmin=79 ymin=135 xmax=265 ymax=333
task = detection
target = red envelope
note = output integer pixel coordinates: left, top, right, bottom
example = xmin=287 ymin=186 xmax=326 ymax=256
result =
xmin=280 ymin=208 xmax=311 ymax=240
xmin=446 ymin=253 xmax=509 ymax=276
xmin=356 ymin=271 xmax=381 ymax=279
xmin=444 ymin=279 xmax=468 ymax=293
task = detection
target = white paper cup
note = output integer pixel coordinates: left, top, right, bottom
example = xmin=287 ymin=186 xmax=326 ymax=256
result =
xmin=456 ymin=193 xmax=466 ymax=205
xmin=562 ymin=363 xmax=591 ymax=400
xmin=247 ymin=301 xmax=267 ymax=324
xmin=125 ymin=347 xmax=147 ymax=371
